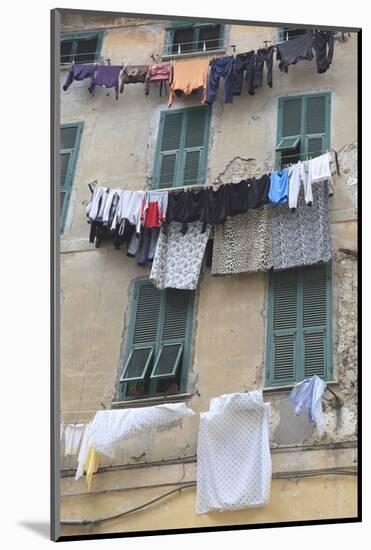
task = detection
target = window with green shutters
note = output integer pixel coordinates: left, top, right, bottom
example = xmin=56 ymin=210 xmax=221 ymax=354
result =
xmin=152 ymin=106 xmax=211 ymax=189
xmin=266 ymin=264 xmax=333 ymax=387
xmin=119 ymin=279 xmax=194 ymax=400
xmin=60 ymin=123 xmax=83 ymax=233
xmin=276 ymin=93 xmax=331 ymax=168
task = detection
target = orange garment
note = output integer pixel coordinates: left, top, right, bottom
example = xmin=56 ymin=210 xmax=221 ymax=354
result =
xmin=168 ymin=59 xmax=210 ymax=108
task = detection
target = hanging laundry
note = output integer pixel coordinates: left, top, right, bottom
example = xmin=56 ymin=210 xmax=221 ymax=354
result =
xmin=89 ymin=404 xmax=195 ymax=458
xmin=75 ymin=422 xmax=92 ymax=481
xmin=211 ymin=206 xmax=273 ymax=276
xmin=233 ymin=51 xmax=256 ymax=96
xmin=268 ymin=168 xmax=289 ymax=204
xmin=83 ymin=446 xmax=100 ymax=490
xmin=141 ymin=190 xmax=168 ymax=228
xmin=254 ymin=46 xmax=274 ymax=89
xmin=313 ymin=31 xmax=334 ymax=74
xmin=113 ymin=190 xmax=146 ymax=235
xmin=64 ymin=423 xmax=85 ymax=456
xmin=270 ymin=181 xmax=332 ymax=270
xmin=289 ymin=375 xmax=327 ymax=436
xmin=145 ymin=64 xmax=173 ymax=96
xmin=136 ymin=227 xmax=160 ymax=266
xmin=200 ymin=185 xmax=230 ymax=232
xmin=163 ymin=189 xmax=206 ymax=236
xmin=309 ymin=152 xmax=334 ymax=195
xmin=62 ymin=63 xmax=96 ymax=91
xmin=120 ymin=65 xmax=148 ymax=93
xmin=60 ymin=423 xmax=65 ymax=442
xmin=168 ymin=59 xmax=209 ymax=107
xmin=205 ymin=56 xmax=235 ymax=105
xmin=288 ymin=161 xmax=313 ymax=210
xmin=150 ymin=221 xmax=211 ymax=290
xmin=88 ymin=65 xmax=123 ymax=100
xmin=276 ymin=33 xmax=314 ymax=73
xmin=224 ymin=176 xmax=270 ymax=218
xmin=196 ymin=391 xmax=272 ymax=514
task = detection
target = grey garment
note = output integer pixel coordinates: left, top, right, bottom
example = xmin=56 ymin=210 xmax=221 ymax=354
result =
xmin=211 ymin=206 xmax=273 ymax=276
xmin=148 ymin=228 xmax=160 ymax=261
xmin=127 ymin=229 xmax=141 ymax=257
xmin=137 ymin=228 xmax=152 ymax=266
xmin=270 ymin=181 xmax=332 ymax=271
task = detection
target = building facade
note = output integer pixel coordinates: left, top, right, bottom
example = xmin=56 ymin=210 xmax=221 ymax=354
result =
xmin=59 ymin=13 xmax=358 ymax=537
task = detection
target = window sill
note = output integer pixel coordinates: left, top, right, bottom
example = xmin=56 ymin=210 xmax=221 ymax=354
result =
xmin=111 ymin=392 xmax=194 ymax=409
xmin=161 ymin=48 xmax=225 ymax=61
xmin=263 ymin=379 xmax=339 ymax=396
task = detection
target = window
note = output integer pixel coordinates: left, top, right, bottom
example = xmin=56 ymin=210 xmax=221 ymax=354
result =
xmin=153 ymin=106 xmax=211 ymax=189
xmin=165 ymin=22 xmax=225 ymax=56
xmin=118 ymin=280 xmax=194 ymax=400
xmin=60 ymin=123 xmax=83 ymax=233
xmin=266 ymin=264 xmax=333 ymax=387
xmin=277 ymin=27 xmax=309 ymax=42
xmin=276 ymin=93 xmax=331 ymax=168
xmin=60 ymin=32 xmax=104 ymax=64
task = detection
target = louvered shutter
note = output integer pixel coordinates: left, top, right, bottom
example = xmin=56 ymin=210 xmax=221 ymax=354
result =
xmin=302 ymin=265 xmax=328 ymax=378
xmin=157 ymin=112 xmax=183 ymax=189
xmin=182 ymin=108 xmax=207 ymax=186
xmin=121 ymin=281 xmax=161 ymax=382
xmin=282 ymin=98 xmax=302 ymax=137
xmin=60 ymin=125 xmax=82 ymax=232
xmin=151 ymin=289 xmax=191 ymax=379
xmin=267 ymin=264 xmax=332 ymax=386
xmin=155 ymin=107 xmax=210 ymax=189
xmin=305 ymin=95 xmax=328 ymax=158
xmin=270 ymin=270 xmax=298 ymax=384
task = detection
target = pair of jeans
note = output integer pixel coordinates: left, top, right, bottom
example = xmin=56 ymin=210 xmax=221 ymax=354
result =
xmin=205 ymin=56 xmax=235 ymax=105
xmin=233 ymin=51 xmax=256 ymax=96
xmin=254 ymin=46 xmax=274 ymax=88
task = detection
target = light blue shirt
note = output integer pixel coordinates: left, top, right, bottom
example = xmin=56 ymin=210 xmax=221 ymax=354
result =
xmin=268 ymin=169 xmax=289 ymax=204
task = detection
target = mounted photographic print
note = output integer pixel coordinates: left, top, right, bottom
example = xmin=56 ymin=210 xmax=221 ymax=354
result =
xmin=51 ymin=8 xmax=360 ymax=542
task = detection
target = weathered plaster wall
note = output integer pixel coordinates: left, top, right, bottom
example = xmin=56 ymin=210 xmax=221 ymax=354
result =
xmin=59 ymin=16 xmax=358 ymax=533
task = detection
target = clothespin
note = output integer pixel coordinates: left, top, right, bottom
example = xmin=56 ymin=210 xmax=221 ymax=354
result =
xmin=106 ymin=58 xmax=111 ymax=66
xmin=230 ymin=44 xmax=237 ymax=52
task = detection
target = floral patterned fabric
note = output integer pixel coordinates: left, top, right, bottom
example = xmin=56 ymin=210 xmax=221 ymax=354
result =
xmin=150 ymin=221 xmax=211 ymax=290
xmin=270 ymin=181 xmax=332 ymax=271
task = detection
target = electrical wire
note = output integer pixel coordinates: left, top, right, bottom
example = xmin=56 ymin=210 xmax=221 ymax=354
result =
xmin=60 ymin=467 xmax=357 ymax=526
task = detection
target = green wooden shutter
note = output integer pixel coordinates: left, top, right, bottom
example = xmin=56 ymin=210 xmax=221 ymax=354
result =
xmin=121 ymin=282 xmax=194 ymax=396
xmin=282 ymin=97 xmax=302 ymax=137
xmin=60 ymin=123 xmax=83 ymax=233
xmin=269 ymin=270 xmax=298 ymax=385
xmin=154 ymin=107 xmax=210 ymax=189
xmin=151 ymin=289 xmax=192 ymax=379
xmin=182 ymin=108 xmax=208 ymax=186
xmin=277 ymin=93 xmax=331 ymax=168
xmin=305 ymin=94 xmax=330 ymax=158
xmin=157 ymin=112 xmax=183 ymax=189
xmin=121 ymin=280 xmax=162 ymax=382
xmin=266 ymin=264 xmax=332 ymax=386
xmin=302 ymin=265 xmax=329 ymax=378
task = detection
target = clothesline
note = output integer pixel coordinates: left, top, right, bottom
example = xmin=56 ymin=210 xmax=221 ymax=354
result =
xmin=62 ymin=29 xmax=349 ymax=66
xmin=60 ymin=384 xmax=341 ymax=417
xmin=84 ymin=150 xmax=340 ymax=195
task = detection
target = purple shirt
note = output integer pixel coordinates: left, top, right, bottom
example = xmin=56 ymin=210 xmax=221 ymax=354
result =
xmin=62 ymin=64 xmax=96 ymax=91
xmin=89 ymin=65 xmax=122 ymax=100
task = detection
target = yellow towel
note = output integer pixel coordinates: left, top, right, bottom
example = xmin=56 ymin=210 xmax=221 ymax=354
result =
xmin=84 ymin=447 xmax=100 ymax=490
